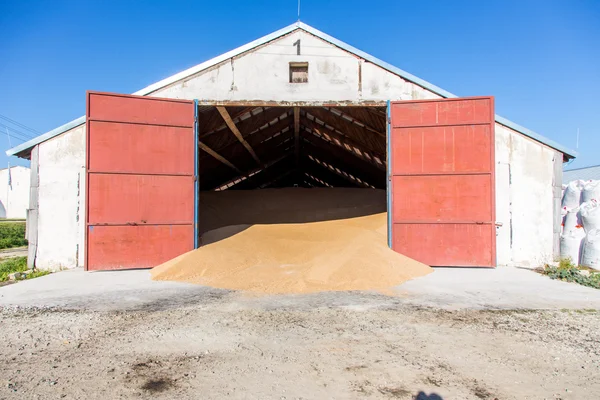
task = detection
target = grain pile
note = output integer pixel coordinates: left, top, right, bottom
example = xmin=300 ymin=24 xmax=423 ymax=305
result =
xmin=152 ymin=189 xmax=432 ymax=294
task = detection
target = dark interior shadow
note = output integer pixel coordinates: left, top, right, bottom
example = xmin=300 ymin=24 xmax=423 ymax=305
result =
xmin=198 ymin=187 xmax=386 ymax=245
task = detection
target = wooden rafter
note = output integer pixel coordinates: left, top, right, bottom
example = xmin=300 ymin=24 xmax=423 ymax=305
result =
xmin=217 ymin=106 xmax=262 ymax=165
xmin=200 ymin=106 xmax=263 ymax=137
xmin=301 ymin=121 xmax=386 ymax=171
xmin=303 ymin=111 xmax=385 ymax=157
xmin=213 ymin=152 xmax=292 ymax=191
xmin=306 ymin=107 xmax=385 ymax=155
xmin=301 ymin=136 xmax=383 ymax=188
xmin=325 ymin=107 xmax=384 ymax=137
xmin=303 ymin=171 xmax=333 ymax=188
xmin=203 ymin=107 xmax=291 ymax=151
xmin=305 ymin=153 xmax=372 ymax=188
xmin=301 ymin=128 xmax=385 ymax=181
xmin=326 ymin=107 xmax=386 ymax=136
xmin=198 ymin=141 xmax=241 ymax=173
xmin=201 ymin=131 xmax=295 ymax=190
xmin=203 ymin=112 xmax=292 ymax=162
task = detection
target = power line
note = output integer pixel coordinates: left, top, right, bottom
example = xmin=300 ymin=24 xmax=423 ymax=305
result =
xmin=0 ymin=114 xmax=41 ymax=135
xmin=0 ymin=122 xmax=33 ymax=140
xmin=0 ymin=122 xmax=34 ymax=142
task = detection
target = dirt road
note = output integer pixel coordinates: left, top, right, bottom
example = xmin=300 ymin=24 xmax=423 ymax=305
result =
xmin=1 ymin=292 xmax=599 ymax=399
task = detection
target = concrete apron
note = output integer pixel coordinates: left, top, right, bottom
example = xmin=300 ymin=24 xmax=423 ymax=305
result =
xmin=1 ymin=267 xmax=599 ymax=312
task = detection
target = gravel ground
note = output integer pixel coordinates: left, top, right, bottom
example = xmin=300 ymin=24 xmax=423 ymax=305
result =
xmin=1 ymin=291 xmax=599 ymax=399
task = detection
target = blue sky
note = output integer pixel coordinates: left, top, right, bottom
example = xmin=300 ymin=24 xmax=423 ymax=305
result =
xmin=1 ymin=0 xmax=598 ymax=169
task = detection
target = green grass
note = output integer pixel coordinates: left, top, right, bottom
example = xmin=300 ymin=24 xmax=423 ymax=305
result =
xmin=25 ymin=270 xmax=51 ymax=279
xmin=541 ymin=259 xmax=600 ymax=290
xmin=0 ymin=256 xmax=28 ymax=281
xmin=0 ymin=221 xmax=27 ymax=249
xmin=0 ymin=256 xmax=50 ymax=282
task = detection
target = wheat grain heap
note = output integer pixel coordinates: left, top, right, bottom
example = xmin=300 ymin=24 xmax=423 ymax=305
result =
xmin=151 ymin=188 xmax=432 ymax=294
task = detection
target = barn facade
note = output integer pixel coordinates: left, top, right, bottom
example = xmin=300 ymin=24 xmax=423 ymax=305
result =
xmin=7 ymin=22 xmax=576 ymax=271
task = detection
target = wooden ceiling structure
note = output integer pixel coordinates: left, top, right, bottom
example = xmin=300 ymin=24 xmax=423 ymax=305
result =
xmin=196 ymin=105 xmax=387 ymax=191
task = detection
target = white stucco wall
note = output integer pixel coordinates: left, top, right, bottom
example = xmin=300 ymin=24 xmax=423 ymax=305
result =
xmin=152 ymin=31 xmax=441 ymax=104
xmin=36 ymin=125 xmax=85 ymax=270
xmin=0 ymin=166 xmax=30 ymax=219
xmin=33 ymin=28 xmax=559 ymax=269
xmin=494 ymin=125 xmax=557 ymax=267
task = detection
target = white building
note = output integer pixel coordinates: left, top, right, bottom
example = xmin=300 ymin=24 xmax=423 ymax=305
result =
xmin=0 ymin=166 xmax=30 ymax=219
xmin=6 ymin=22 xmax=575 ymax=271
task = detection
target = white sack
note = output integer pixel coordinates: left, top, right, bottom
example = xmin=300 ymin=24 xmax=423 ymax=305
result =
xmin=562 ymin=180 xmax=583 ymax=208
xmin=581 ymin=229 xmax=600 ymax=270
xmin=582 ymin=180 xmax=600 ymax=203
xmin=580 ymin=200 xmax=600 ymax=231
xmin=560 ymin=229 xmax=585 ymax=265
xmin=562 ymin=207 xmax=581 ymax=233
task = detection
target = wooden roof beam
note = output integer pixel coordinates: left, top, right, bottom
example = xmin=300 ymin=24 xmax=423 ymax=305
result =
xmin=301 ymin=136 xmax=383 ymax=188
xmin=305 ymin=153 xmax=373 ymax=188
xmin=303 ymin=172 xmax=333 ymax=188
xmin=200 ymin=106 xmax=266 ymax=137
xmin=212 ymin=149 xmax=294 ymax=191
xmin=198 ymin=141 xmax=242 ymax=174
xmin=301 ymin=121 xmax=386 ymax=171
xmin=302 ymin=161 xmax=357 ymax=188
xmin=206 ymin=113 xmax=292 ymax=159
xmin=303 ymin=111 xmax=385 ymax=159
xmin=217 ymin=106 xmax=262 ymax=165
xmin=324 ymin=107 xmax=385 ymax=138
xmin=203 ymin=107 xmax=292 ymax=151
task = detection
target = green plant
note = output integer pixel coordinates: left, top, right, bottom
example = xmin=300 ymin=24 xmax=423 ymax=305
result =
xmin=0 ymin=256 xmax=28 ymax=281
xmin=542 ymin=259 xmax=600 ymax=290
xmin=558 ymin=257 xmax=576 ymax=269
xmin=0 ymin=222 xmax=28 ymax=249
xmin=0 ymin=256 xmax=52 ymax=282
xmin=25 ymin=270 xmax=51 ymax=279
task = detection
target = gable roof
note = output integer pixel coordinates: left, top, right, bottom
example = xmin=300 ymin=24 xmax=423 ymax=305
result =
xmin=6 ymin=21 xmax=577 ymax=159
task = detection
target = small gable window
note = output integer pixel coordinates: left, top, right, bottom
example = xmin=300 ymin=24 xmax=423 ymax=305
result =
xmin=289 ymin=62 xmax=308 ymax=83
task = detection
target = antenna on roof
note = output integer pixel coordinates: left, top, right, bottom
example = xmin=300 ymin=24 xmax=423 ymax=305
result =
xmin=297 ymin=0 xmax=301 ymax=21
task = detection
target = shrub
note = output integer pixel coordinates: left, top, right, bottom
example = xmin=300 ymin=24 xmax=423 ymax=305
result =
xmin=0 ymin=256 xmax=50 ymax=281
xmin=542 ymin=259 xmax=600 ymax=290
xmin=0 ymin=222 xmax=27 ymax=249
xmin=0 ymin=256 xmax=28 ymax=281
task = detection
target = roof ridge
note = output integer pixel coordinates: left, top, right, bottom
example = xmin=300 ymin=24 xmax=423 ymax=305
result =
xmin=6 ymin=21 xmax=577 ymax=159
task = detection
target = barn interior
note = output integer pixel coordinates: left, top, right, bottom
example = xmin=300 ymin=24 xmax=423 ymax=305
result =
xmin=196 ymin=104 xmax=389 ymax=243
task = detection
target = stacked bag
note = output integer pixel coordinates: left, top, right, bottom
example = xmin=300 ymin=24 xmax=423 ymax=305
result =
xmin=560 ymin=180 xmax=600 ymax=269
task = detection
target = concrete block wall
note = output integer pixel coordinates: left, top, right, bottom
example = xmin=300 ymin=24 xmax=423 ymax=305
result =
xmin=32 ymin=29 xmax=560 ymax=270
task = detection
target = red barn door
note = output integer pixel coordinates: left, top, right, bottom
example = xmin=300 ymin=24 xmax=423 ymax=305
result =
xmin=388 ymin=97 xmax=496 ymax=267
xmin=86 ymin=92 xmax=196 ymax=271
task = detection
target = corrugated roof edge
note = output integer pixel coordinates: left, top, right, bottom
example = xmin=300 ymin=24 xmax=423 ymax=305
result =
xmin=564 ymin=164 xmax=600 ymax=172
xmin=6 ymin=21 xmax=577 ymax=159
